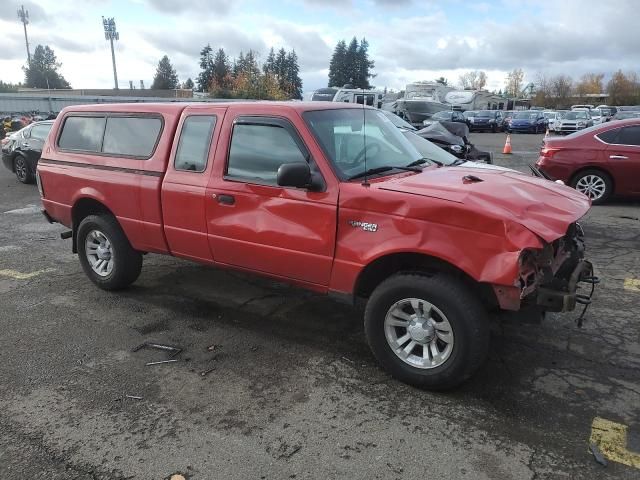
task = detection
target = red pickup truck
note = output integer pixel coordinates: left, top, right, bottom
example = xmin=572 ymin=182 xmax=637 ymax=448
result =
xmin=37 ymin=102 xmax=596 ymax=389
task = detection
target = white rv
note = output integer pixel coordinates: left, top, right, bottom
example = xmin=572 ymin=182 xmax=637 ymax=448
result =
xmin=444 ymin=90 xmax=505 ymax=111
xmin=311 ymin=87 xmax=384 ymax=108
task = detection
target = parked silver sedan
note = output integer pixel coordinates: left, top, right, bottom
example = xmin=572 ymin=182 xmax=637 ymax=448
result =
xmin=557 ymin=110 xmax=593 ymax=134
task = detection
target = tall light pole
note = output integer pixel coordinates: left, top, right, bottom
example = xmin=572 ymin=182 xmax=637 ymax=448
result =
xmin=17 ymin=5 xmax=31 ymax=64
xmin=102 ymin=16 xmax=119 ymax=89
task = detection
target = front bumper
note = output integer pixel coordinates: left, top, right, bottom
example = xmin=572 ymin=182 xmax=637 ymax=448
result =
xmin=536 ymin=259 xmax=597 ymax=312
xmin=510 ymin=124 xmax=534 ymax=132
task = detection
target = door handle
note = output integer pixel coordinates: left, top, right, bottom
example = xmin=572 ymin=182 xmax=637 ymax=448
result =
xmin=214 ymin=194 xmax=235 ymax=205
xmin=609 ymin=155 xmax=628 ymax=159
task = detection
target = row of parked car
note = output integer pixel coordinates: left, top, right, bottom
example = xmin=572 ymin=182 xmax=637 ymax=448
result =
xmin=423 ymin=105 xmax=640 ymax=135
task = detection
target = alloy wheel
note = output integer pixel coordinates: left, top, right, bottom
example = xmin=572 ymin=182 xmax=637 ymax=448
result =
xmin=575 ymin=175 xmax=606 ymax=201
xmin=85 ymin=229 xmax=115 ymax=277
xmin=384 ymin=298 xmax=454 ymax=369
xmin=14 ymin=157 xmax=27 ymax=182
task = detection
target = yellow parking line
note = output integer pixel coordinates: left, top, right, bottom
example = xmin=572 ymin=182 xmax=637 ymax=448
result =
xmin=0 ymin=268 xmax=55 ymax=280
xmin=590 ymin=417 xmax=640 ymax=469
xmin=624 ymin=279 xmax=640 ymax=292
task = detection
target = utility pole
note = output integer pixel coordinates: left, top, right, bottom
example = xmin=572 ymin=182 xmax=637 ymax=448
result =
xmin=102 ymin=17 xmax=119 ymax=89
xmin=17 ymin=5 xmax=31 ymax=64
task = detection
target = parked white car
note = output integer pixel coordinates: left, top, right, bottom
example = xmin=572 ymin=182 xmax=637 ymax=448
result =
xmin=543 ymin=111 xmax=561 ymax=132
xmin=588 ymin=108 xmax=603 ymax=124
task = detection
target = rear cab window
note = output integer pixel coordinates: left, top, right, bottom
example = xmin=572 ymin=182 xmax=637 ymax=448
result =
xmin=174 ymin=116 xmax=217 ymax=172
xmin=57 ymin=114 xmax=163 ymax=158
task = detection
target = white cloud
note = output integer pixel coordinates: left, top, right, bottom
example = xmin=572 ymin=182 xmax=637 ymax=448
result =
xmin=0 ymin=0 xmax=637 ymax=94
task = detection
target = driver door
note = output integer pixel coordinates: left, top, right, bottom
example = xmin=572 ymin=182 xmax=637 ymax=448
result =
xmin=206 ymin=115 xmax=338 ymax=286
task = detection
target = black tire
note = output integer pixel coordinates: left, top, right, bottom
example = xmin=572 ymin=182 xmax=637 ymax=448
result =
xmin=77 ymin=214 xmax=142 ymax=290
xmin=364 ymin=273 xmax=490 ymax=390
xmin=14 ymin=155 xmax=33 ymax=184
xmin=570 ymin=169 xmax=613 ymax=205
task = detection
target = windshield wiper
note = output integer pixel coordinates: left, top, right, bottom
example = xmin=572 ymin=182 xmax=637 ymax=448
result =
xmin=347 ymin=165 xmax=421 ymax=181
xmin=406 ymin=158 xmax=434 ymax=167
xmin=409 ymin=157 xmax=449 ymax=167
xmin=450 ymin=158 xmax=466 ymax=166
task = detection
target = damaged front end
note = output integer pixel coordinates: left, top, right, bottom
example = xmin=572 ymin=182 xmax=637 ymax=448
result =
xmin=518 ymin=223 xmax=599 ymax=321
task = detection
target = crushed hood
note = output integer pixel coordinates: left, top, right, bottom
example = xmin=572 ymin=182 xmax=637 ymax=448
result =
xmin=377 ymin=166 xmax=591 ymax=242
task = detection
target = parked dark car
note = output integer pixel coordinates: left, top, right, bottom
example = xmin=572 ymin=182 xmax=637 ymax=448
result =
xmin=469 ymin=110 xmax=504 ymax=132
xmin=382 ymin=111 xmax=492 ymax=163
xmin=423 ymin=110 xmax=469 ymax=127
xmin=1 ymin=120 xmax=53 ymax=183
xmin=509 ymin=111 xmax=548 ymax=133
xmin=536 ymin=119 xmax=640 ymax=204
xmin=612 ymin=111 xmax=640 ymax=121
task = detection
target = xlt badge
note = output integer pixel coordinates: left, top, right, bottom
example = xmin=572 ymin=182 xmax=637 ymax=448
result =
xmin=348 ymin=220 xmax=378 ymax=232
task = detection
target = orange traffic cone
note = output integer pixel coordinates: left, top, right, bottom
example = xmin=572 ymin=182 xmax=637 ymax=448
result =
xmin=503 ymin=134 xmax=512 ymax=154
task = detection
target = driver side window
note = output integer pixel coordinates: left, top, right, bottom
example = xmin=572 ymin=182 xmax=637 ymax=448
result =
xmin=226 ymin=121 xmax=307 ymax=185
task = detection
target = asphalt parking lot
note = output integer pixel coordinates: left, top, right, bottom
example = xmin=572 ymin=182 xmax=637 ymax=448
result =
xmin=0 ymin=132 xmax=639 ymax=479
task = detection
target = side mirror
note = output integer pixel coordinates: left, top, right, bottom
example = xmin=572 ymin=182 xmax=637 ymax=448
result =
xmin=277 ymin=162 xmax=312 ymax=189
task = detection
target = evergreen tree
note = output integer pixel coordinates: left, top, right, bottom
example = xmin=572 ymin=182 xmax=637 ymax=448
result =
xmin=0 ymin=80 xmax=20 ymax=92
xmin=328 ymin=38 xmax=375 ymax=89
xmin=151 ymin=55 xmax=179 ymax=89
xmin=355 ymin=37 xmax=375 ymax=89
xmin=285 ymin=50 xmax=303 ymax=99
xmin=263 ymin=47 xmax=276 ymax=75
xmin=274 ymin=48 xmax=288 ymax=90
xmin=344 ymin=37 xmax=359 ymax=86
xmin=328 ymin=40 xmax=347 ymax=87
xmin=197 ymin=44 xmax=214 ymax=92
xmin=234 ymin=51 xmax=246 ymax=77
xmin=23 ymin=45 xmax=70 ymax=89
xmin=212 ymin=48 xmax=231 ymax=87
xmin=182 ymin=78 xmax=194 ymax=89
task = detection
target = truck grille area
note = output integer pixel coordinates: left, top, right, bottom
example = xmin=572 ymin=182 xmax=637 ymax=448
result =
xmin=519 ymin=223 xmax=598 ymax=314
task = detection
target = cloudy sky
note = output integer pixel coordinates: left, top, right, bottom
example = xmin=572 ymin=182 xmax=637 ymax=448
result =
xmin=1 ymin=0 xmax=638 ymax=94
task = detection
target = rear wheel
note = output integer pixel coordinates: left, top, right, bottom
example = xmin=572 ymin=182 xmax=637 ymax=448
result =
xmin=14 ymin=156 xmax=33 ymax=184
xmin=364 ymin=273 xmax=490 ymax=390
xmin=571 ymin=169 xmax=613 ymax=204
xmin=77 ymin=214 xmax=142 ymax=290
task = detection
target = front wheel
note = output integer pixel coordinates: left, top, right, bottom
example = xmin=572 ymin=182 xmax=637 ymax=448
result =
xmin=77 ymin=214 xmax=143 ymax=290
xmin=14 ymin=156 xmax=33 ymax=184
xmin=364 ymin=274 xmax=490 ymax=390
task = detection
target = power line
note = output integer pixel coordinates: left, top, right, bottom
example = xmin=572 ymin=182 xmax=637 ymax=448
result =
xmin=17 ymin=5 xmax=31 ymax=64
xmin=102 ymin=16 xmax=120 ymax=89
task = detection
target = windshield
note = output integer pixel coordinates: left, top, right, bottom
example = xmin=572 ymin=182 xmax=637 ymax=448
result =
xmin=616 ymin=112 xmax=640 ymax=119
xmin=463 ymin=111 xmax=477 ymax=118
xmin=304 ymin=108 xmax=424 ymax=180
xmin=381 ymin=110 xmax=416 ymax=130
xmin=590 ymin=109 xmax=601 ymax=116
xmin=476 ymin=110 xmax=493 ymax=117
xmin=562 ymin=111 xmax=588 ymax=120
xmin=543 ymin=112 xmax=555 ymax=119
xmin=514 ymin=111 xmax=537 ymax=120
xmin=432 ymin=111 xmax=451 ymax=120
xmin=402 ymin=131 xmax=457 ymax=166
